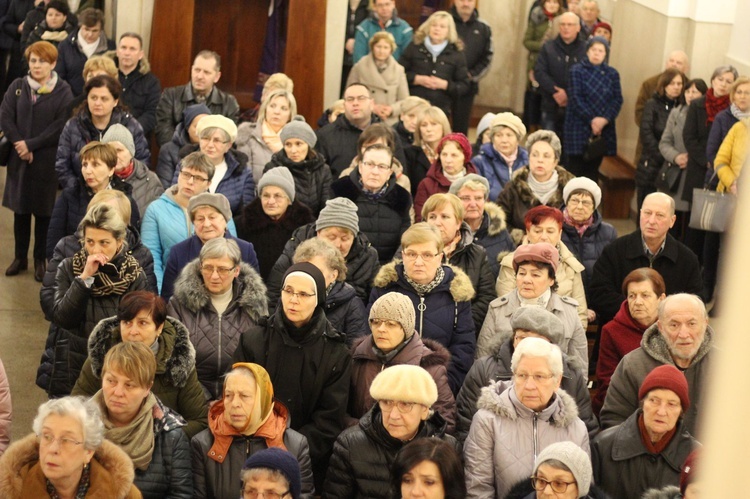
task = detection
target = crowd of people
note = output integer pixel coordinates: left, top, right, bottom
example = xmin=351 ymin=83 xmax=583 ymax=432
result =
xmin=0 ymin=0 xmax=742 ymax=498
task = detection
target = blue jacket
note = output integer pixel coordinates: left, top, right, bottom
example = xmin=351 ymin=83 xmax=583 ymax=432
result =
xmin=472 ymin=143 xmax=529 ymax=201
xmin=353 ymin=14 xmax=413 ymax=63
xmin=561 ymin=210 xmax=618 ymax=293
xmin=706 ymin=107 xmax=739 ymax=167
xmin=55 ymin=29 xmax=116 ymax=96
xmin=368 ymin=262 xmax=476 ymax=394
xmin=160 ymin=233 xmax=259 ymax=302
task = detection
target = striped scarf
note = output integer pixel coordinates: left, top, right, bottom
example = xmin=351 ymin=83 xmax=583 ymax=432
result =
xmin=72 ymin=245 xmax=141 ymax=297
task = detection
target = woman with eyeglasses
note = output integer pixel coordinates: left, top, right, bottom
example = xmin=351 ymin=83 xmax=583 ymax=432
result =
xmin=324 ymin=365 xmax=459 ymax=498
xmin=240 ymin=448 xmax=304 ymax=499
xmin=168 ymin=238 xmax=267 ymax=400
xmin=464 ymin=338 xmax=589 ymax=499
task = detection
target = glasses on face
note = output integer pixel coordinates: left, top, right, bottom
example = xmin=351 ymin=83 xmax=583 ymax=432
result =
xmin=379 ymin=399 xmax=417 ymax=413
xmin=567 ymin=197 xmax=593 ymax=208
xmin=361 ymin=160 xmax=391 ymax=171
xmin=281 ymin=287 xmax=316 ymax=300
xmin=242 ymin=488 xmax=291 ymax=499
xmin=200 ymin=136 xmax=229 ymax=146
xmin=38 ymin=433 xmax=84 ymax=450
xmin=345 ymin=95 xmax=370 ymax=103
xmin=261 ymin=193 xmax=288 ymax=202
xmin=179 ymin=170 xmax=209 ymax=183
xmin=402 ymin=251 xmax=440 ymax=262
xmin=370 ymin=318 xmax=401 ymax=329
xmin=531 ymin=476 xmax=576 ymax=493
xmin=515 ymin=372 xmax=556 ymax=384
xmin=458 ymin=195 xmax=485 ymax=203
xmin=200 ymin=265 xmax=236 ymax=277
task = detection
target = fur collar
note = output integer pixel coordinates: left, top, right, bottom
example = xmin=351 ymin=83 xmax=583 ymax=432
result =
xmin=641 ymin=322 xmax=715 ymax=366
xmin=172 ymin=260 xmax=268 ymax=319
xmin=372 ymin=261 xmax=476 ymax=302
xmin=641 ymin=485 xmax=682 ymax=499
xmin=508 ymin=165 xmax=575 ymax=209
xmin=104 ymin=49 xmax=152 ymax=75
xmin=331 ymin=172 xmax=412 ymax=214
xmin=476 ymin=380 xmax=580 ymax=428
xmin=483 ymin=201 xmax=509 ymax=236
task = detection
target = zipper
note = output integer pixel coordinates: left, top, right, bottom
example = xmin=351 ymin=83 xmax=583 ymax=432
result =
xmin=417 ymin=296 xmax=426 ymax=337
xmin=217 ymin=315 xmax=222 ymax=397
xmin=533 ymin=412 xmax=539 ymax=462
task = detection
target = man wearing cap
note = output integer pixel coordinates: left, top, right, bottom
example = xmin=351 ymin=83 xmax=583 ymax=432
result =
xmin=471 ymin=112 xmax=529 ymax=201
xmin=155 ymin=50 xmax=240 ymax=146
xmin=601 ymin=293 xmax=714 ymax=436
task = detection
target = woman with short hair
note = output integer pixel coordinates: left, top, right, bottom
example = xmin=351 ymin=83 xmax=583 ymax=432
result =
xmin=472 ymin=112 xmax=529 ymax=200
xmin=390 ymin=438 xmax=466 ymax=499
xmin=404 ymin=106 xmax=451 ymax=196
xmin=393 ymin=95 xmax=430 ymax=147
xmin=25 ymin=1 xmax=74 ymax=50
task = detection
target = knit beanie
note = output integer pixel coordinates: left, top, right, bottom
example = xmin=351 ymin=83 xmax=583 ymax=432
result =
xmin=563 ymin=176 xmax=602 ymax=208
xmin=638 ymin=364 xmax=690 ymax=410
xmin=510 ymin=307 xmax=564 ymax=345
xmin=182 ymin=104 xmax=211 ymax=129
xmin=242 ymin=448 xmax=302 ymax=499
xmin=258 ymin=167 xmax=296 ymax=201
xmin=197 ymin=114 xmax=238 ymax=143
xmin=534 ymin=441 xmax=592 ymax=497
xmin=280 ymin=120 xmax=317 ymax=148
xmin=593 ymin=21 xmax=612 ymax=36
xmin=449 ymin=173 xmax=490 ymax=200
xmin=316 ymin=198 xmax=359 ymax=235
xmin=513 ymin=242 xmax=559 ymax=273
xmin=587 ymin=36 xmax=610 ymax=58
xmin=369 ymin=365 xmax=438 ymax=408
xmin=282 ymin=262 xmax=327 ymax=308
xmin=680 ymin=449 xmax=699 ymax=495
xmin=101 ymin=124 xmax=135 ymax=157
xmin=476 ymin=112 xmax=496 ymax=138
xmin=491 ymin=112 xmax=527 ymax=141
xmin=437 ymin=133 xmax=472 ymax=164
xmin=188 ymin=192 xmax=232 ymax=222
xmin=369 ymin=292 xmax=416 ymax=339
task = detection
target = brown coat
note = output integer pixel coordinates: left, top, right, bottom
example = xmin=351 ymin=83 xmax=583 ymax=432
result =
xmin=346 ymin=54 xmax=410 ymax=126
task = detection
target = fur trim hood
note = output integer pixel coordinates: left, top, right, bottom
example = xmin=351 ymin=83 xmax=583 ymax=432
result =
xmin=104 ymin=49 xmax=152 ymax=74
xmin=484 ymin=201 xmax=509 ymax=237
xmin=641 ymin=322 xmax=715 ymax=366
xmin=172 ymin=260 xmax=268 ymax=320
xmin=372 ymin=261 xmax=476 ymax=302
xmin=642 ymin=486 xmax=682 ymax=499
xmin=483 ymin=336 xmax=585 ymax=379
xmin=476 ymin=380 xmax=580 ymax=428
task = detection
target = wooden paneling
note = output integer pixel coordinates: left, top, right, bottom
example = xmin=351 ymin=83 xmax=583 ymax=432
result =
xmin=284 ymin=1 xmax=326 ymax=124
xmin=396 ymin=0 xmax=449 ymax=31
xmin=149 ymin=0 xmax=196 ymax=89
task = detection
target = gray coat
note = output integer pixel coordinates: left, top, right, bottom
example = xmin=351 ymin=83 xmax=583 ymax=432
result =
xmin=123 ymin=158 xmax=165 ymax=217
xmin=236 ymin=121 xmax=273 ymax=185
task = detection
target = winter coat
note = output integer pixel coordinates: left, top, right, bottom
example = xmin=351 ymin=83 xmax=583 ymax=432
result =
xmin=324 ymin=281 xmax=368 ymax=346
xmin=267 ymin=222 xmax=380 ymax=303
xmin=394 ymin=120 xmax=413 ymax=149
xmin=155 ymin=83 xmax=240 ymax=146
xmin=472 ymin=143 xmax=529 ymax=201
xmin=0 ymin=359 xmax=9 ymax=456
xmin=349 ymin=335 xmax=455 ymax=431
xmin=0 ymin=434 xmax=142 ymax=499
xmin=113 ymin=56 xmax=161 ymax=137
xmin=534 ymin=35 xmax=587 ymax=113
xmin=588 ymin=230 xmax=703 ymax=324
xmin=464 ymin=382 xmax=589 ymax=499
xmin=168 ymin=260 xmax=268 ymax=400
xmin=638 ymin=93 xmax=680 ymax=171
xmin=565 ymin=59 xmax=623 ymax=156
xmin=160 ymin=233 xmax=259 ymax=302
xmin=472 ymin=202 xmax=516 ymax=278
xmin=122 ymin=159 xmax=164 ymax=217
xmin=190 ymin=402 xmax=314 ymax=499
xmin=706 ymin=106 xmax=739 ymax=167
xmin=263 ymin=149 xmax=333 ymax=215
xmin=156 ymin=123 xmax=191 ymax=188
xmin=234 ymin=198 xmax=314 ymax=280
xmin=497 ymin=165 xmax=575 ymax=236
xmin=236 ymin=120 xmax=276 ymax=185
xmin=398 ymin=41 xmax=469 ymax=116
xmin=592 ymin=411 xmax=697 ymax=499
xmin=36 ymin=253 xmax=148 ymax=397
xmin=331 ymin=169 xmax=412 ymax=263
xmin=369 ymin=262 xmax=476 ymax=394
xmin=404 ymin=144 xmax=432 ymax=197
xmin=324 ymin=404 xmax=458 ymax=499
xmin=353 ymin=14 xmax=413 ymax=63
xmin=659 ymin=105 xmax=691 ymax=211
xmin=0 ymin=76 xmax=73 ymax=216
xmin=681 ymin=96 xmax=713 ymax=203
xmin=523 ymin=6 xmax=560 ymax=75
xmin=0 ymin=0 xmax=34 ymax=51
xmin=641 ymin=486 xmax=682 ymax=499
xmin=593 ymin=300 xmax=650 ymax=415
xmin=414 ymin=161 xmax=478 ymax=221
xmin=600 ymin=322 xmax=714 ymax=436
xmin=561 ymin=210 xmax=618 ymax=292
xmin=24 ymin=17 xmax=75 ymax=51
xmin=456 ymin=336 xmax=596 ymax=443
xmin=55 ymin=29 xmax=115 ymax=95
xmin=452 ymin=6 xmax=493 ymax=95
xmin=477 ymin=289 xmax=588 ymax=374
xmin=715 ymin=119 xmax=748 ymax=193
xmin=71 ymin=316 xmax=208 ymax=438
xmin=347 ymin=54 xmax=409 ymax=127
xmin=55 ymin=107 xmax=150 ymax=190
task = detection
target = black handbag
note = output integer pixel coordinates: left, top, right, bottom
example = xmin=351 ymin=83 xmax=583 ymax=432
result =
xmin=655 ymin=161 xmax=682 ymax=192
xmin=582 ymin=135 xmax=606 ymax=162
xmin=0 ymin=132 xmax=11 ymax=166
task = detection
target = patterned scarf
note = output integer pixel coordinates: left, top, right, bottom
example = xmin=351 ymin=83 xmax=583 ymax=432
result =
xmin=422 ymin=144 xmax=438 ymax=165
xmin=71 ymin=244 xmax=141 ymax=297
xmin=704 ymin=88 xmax=730 ymax=125
xmin=46 ymin=463 xmax=90 ymax=498
xmin=563 ymin=208 xmax=594 ymax=237
xmin=359 ymin=176 xmax=389 ymax=200
xmin=731 ymin=103 xmax=750 ymax=120
xmin=27 ymin=72 xmax=58 ymax=103
xmin=404 ymin=265 xmax=445 ymax=296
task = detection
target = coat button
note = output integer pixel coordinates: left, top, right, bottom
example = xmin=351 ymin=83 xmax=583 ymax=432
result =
xmin=432 ymin=70 xmax=436 ymax=74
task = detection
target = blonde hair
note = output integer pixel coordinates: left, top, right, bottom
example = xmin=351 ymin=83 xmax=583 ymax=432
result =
xmin=369 ymin=31 xmax=397 ymax=53
xmin=413 ymin=11 xmax=462 ymax=49
xmin=730 ymin=76 xmax=750 ymax=103
xmin=258 ymin=89 xmax=297 ymax=126
xmin=263 ymin=73 xmax=294 ymax=94
xmin=102 ymin=341 xmax=156 ymax=389
xmin=401 ymin=222 xmax=444 ymax=254
xmin=413 ymin=106 xmax=451 ymax=146
xmin=83 ymin=55 xmax=118 ymax=81
xmin=88 ymin=190 xmax=131 ymax=224
xmin=421 ymin=193 xmax=464 ymax=223
xmin=398 ymin=96 xmax=430 ymax=115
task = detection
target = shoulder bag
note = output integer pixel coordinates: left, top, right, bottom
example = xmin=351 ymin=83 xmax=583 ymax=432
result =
xmin=689 ymin=172 xmax=736 ymax=232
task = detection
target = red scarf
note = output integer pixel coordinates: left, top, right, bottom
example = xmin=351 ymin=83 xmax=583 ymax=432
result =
xmin=638 ymin=412 xmax=677 ymax=455
xmin=542 ymin=8 xmax=556 ymax=21
xmin=115 ymin=160 xmax=135 ymax=179
xmin=563 ymin=208 xmax=593 ymax=237
xmin=704 ymin=88 xmax=730 ymax=125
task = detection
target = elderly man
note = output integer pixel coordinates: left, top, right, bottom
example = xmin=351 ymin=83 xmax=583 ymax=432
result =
xmin=579 ymin=0 xmax=601 ymax=39
xmin=352 ymin=0 xmax=413 ymax=63
xmin=589 ymin=192 xmax=702 ymax=324
xmin=113 ymin=33 xmax=161 ymax=137
xmin=155 ymin=50 xmax=240 ymax=146
xmin=600 ymin=293 xmax=713 ymax=435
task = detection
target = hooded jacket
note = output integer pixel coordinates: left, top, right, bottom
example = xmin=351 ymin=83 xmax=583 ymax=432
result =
xmin=464 ymin=382 xmax=589 ymax=499
xmin=108 ymin=54 xmax=162 ymax=137
xmin=324 ymin=281 xmax=368 ymax=346
xmin=264 ymin=149 xmax=333 ymax=215
xmin=122 ymin=158 xmax=165 ymax=217
xmin=472 ymin=143 xmax=530 ymax=201
xmin=561 ymin=210 xmax=618 ymax=291
xmin=167 ymin=261 xmax=267 ymax=400
xmin=413 ymin=161 xmax=479 ymax=221
xmin=55 ymin=28 xmax=116 ymax=96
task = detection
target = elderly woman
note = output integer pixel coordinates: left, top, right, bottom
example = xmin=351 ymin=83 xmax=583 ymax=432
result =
xmin=593 ymin=268 xmax=666 ymax=415
xmin=349 ymin=293 xmax=454 ymax=429
xmin=472 ymin=112 xmax=530 ymax=200
xmin=422 ymin=193 xmax=496 ymax=329
xmin=71 ymin=291 xmax=208 ymax=437
xmin=240 ymin=447 xmax=304 ymax=499
xmin=237 ymin=89 xmax=297 ymax=184
xmin=457 ymin=307 xmax=596 ymax=443
xmin=347 ymin=31 xmax=409 ymax=126
xmin=325 ymin=365 xmax=459 ymax=498
xmin=592 ymin=365 xmax=697 ymax=499
xmin=472 ymin=112 xmax=495 ymax=156
xmin=331 ymin=143 xmax=412 ymax=263
xmin=157 ymin=104 xmax=210 ymax=189
xmin=450 ymin=174 xmax=516 ymax=278
xmin=56 ymin=75 xmax=149 ymax=190
xmin=1 ymin=41 xmax=73 ymax=281
xmin=390 ymin=438 xmax=466 ymax=499
xmin=497 ymin=206 xmax=589 ymax=328
xmin=292 ymin=238 xmax=367 ymax=345
xmin=0 ymin=396 xmax=140 ymax=498
xmin=404 ymin=105 xmax=451 ymax=196
xmin=160 ymin=193 xmax=258 ymax=301
xmin=268 ymin=198 xmax=379 ymax=303
xmin=414 ymin=133 xmax=478 ymax=219
xmin=233 ymin=262 xmax=351 ymax=489
xmin=37 ymin=204 xmax=148 ymax=397
xmin=236 ymin=167 xmax=314 ymax=280
xmin=398 ymin=11 xmax=468 ymax=118
xmin=369 ymin=223 xmax=475 ymax=394
xmin=263 ymin=120 xmax=332 ymax=215
xmin=498 ymin=130 xmax=575 ymax=236
xmin=478 ymin=243 xmax=588 ymax=373
xmin=191 ymin=363 xmax=314 ymax=499
xmin=394 ymin=95 xmax=430 ymax=146
xmin=168 ymin=238 xmax=267 ymax=400
xmin=93 ymin=342 xmax=192 ymax=498
xmin=464 ymin=337 xmax=589 ymax=498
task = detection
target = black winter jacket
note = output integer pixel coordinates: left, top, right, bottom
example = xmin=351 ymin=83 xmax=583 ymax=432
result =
xmin=472 ymin=202 xmax=516 ymax=278
xmin=316 ymin=113 xmax=373 ymax=178
xmin=324 ymin=281 xmax=368 ymax=346
xmin=264 ymin=150 xmax=333 ymax=215
xmin=451 ymin=6 xmax=493 ymax=95
xmin=114 ymin=56 xmax=161 ymax=137
xmin=637 ymin=93 xmax=680 ymax=187
xmin=682 ymin=95 xmax=711 ymax=203
xmin=534 ymin=35 xmax=587 ymax=113
xmin=55 ymin=29 xmax=115 ymax=96
xmin=156 ymin=123 xmax=191 ymax=188
xmin=561 ymin=210 xmax=618 ymax=293
xmin=1 ymin=0 xmax=34 ymax=50
xmin=403 ymin=144 xmax=432 ymax=197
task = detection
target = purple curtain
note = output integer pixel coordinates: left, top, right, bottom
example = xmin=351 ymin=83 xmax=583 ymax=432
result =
xmin=254 ymin=0 xmax=289 ymax=102
xmin=420 ymin=0 xmax=445 ymax=23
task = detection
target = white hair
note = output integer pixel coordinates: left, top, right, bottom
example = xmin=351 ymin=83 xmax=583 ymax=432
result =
xmin=511 ymin=337 xmax=564 ymax=377
xmin=658 ymin=293 xmax=707 ymax=321
xmin=32 ymin=396 xmax=104 ymax=451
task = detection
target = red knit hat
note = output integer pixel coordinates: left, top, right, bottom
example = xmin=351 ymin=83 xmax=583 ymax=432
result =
xmin=593 ymin=21 xmax=612 ymax=35
xmin=437 ymin=133 xmax=473 ymax=166
xmin=680 ymin=449 xmax=699 ymax=495
xmin=638 ymin=365 xmax=690 ymax=410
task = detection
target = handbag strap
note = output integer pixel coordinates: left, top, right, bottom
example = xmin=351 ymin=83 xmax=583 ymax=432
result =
xmin=703 ymin=170 xmax=719 ymax=190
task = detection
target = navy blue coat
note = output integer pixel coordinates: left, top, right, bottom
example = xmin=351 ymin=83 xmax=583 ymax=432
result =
xmin=156 ymin=124 xmax=191 ymax=189
xmin=324 ymin=281 xmax=368 ymax=346
xmin=534 ymin=35 xmax=587 ymax=113
xmin=472 ymin=143 xmax=529 ymax=201
xmin=55 ymin=29 xmax=115 ymax=96
xmin=561 ymin=210 xmax=617 ymax=293
xmin=706 ymin=107 xmax=739 ymax=167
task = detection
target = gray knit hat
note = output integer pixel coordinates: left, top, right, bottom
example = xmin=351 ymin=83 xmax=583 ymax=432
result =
xmin=510 ymin=307 xmax=564 ymax=345
xmin=102 ymin=124 xmax=135 ymax=157
xmin=449 ymin=173 xmax=490 ymax=200
xmin=188 ymin=192 xmax=232 ymax=222
xmin=258 ymin=166 xmax=296 ymax=201
xmin=316 ymin=198 xmax=359 ymax=235
xmin=280 ymin=120 xmax=317 ymax=148
xmin=534 ymin=442 xmax=592 ymax=497
xmin=476 ymin=112 xmax=496 ymax=138
xmin=369 ymin=292 xmax=416 ymax=339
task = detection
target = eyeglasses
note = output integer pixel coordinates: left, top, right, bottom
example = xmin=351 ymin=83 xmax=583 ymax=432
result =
xmin=402 ymin=251 xmax=440 ymax=262
xmin=179 ymin=170 xmax=209 ymax=183
xmin=514 ymin=372 xmax=556 ymax=383
xmin=567 ymin=197 xmax=593 ymax=208
xmin=38 ymin=433 xmax=84 ymax=450
xmin=281 ymin=287 xmax=316 ymax=300
xmin=361 ymin=160 xmax=391 ymax=171
xmin=530 ymin=476 xmax=576 ymax=493
xmin=200 ymin=265 xmax=236 ymax=277
xmin=370 ymin=318 xmax=401 ymax=329
xmin=379 ymin=400 xmax=417 ymax=413
xmin=458 ymin=195 xmax=485 ymax=203
xmin=242 ymin=488 xmax=291 ymax=499
xmin=345 ymin=95 xmax=370 ymax=103
xmin=200 ymin=136 xmax=229 ymax=146
xmin=261 ymin=193 xmax=288 ymax=202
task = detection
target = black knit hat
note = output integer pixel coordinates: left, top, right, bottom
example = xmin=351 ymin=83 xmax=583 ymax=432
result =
xmin=242 ymin=448 xmax=301 ymax=499
xmin=282 ymin=262 xmax=327 ymax=308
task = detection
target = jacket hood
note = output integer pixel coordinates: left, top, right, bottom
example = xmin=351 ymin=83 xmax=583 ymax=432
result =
xmin=326 ymin=281 xmax=358 ymax=309
xmin=104 ymin=50 xmax=152 ymax=74
xmin=172 ymin=260 xmax=268 ymax=320
xmin=476 ymin=380 xmax=580 ymax=428
xmin=483 ymin=201 xmax=508 ymax=236
xmin=372 ymin=261 xmax=476 ymax=302
xmin=640 ymin=322 xmax=714 ymax=366
xmin=641 ymin=486 xmax=682 ymax=499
